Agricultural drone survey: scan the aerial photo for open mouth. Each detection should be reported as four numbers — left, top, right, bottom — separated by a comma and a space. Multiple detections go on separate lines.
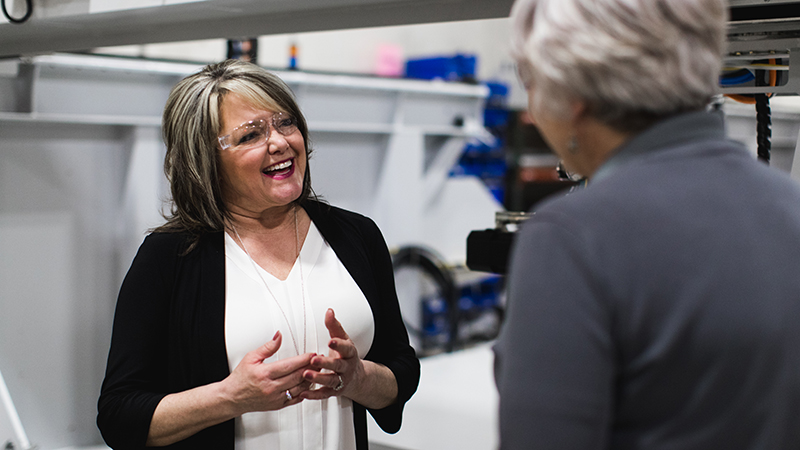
262, 158, 294, 178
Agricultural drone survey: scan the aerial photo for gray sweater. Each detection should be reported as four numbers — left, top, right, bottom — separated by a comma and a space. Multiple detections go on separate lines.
494, 110, 800, 450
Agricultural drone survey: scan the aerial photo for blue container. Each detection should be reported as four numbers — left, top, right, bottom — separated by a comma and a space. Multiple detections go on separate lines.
405, 54, 477, 82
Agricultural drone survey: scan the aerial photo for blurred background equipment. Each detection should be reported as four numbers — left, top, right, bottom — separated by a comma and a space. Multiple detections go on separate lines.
466, 211, 531, 275
227, 38, 259, 64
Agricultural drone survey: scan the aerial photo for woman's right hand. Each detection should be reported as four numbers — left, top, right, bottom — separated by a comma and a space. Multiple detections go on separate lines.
223, 331, 317, 415
147, 331, 317, 446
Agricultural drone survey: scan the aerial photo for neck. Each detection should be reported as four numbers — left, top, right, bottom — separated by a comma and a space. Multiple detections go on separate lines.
226, 203, 296, 236
227, 203, 303, 282
576, 119, 632, 178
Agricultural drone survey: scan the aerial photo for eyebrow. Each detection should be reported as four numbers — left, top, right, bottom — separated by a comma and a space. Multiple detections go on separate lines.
231, 112, 291, 130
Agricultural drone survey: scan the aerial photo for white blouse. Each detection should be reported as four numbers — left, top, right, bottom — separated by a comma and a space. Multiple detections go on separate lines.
224, 222, 375, 450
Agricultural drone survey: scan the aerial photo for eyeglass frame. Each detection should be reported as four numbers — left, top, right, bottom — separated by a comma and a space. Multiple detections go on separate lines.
217, 111, 299, 151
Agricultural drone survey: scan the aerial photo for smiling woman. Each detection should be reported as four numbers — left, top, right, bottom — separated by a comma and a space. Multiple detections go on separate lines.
97, 59, 419, 450
217, 92, 308, 221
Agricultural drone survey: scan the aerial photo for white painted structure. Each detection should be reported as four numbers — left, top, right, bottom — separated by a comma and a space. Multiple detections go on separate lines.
0, 0, 514, 57
0, 53, 498, 449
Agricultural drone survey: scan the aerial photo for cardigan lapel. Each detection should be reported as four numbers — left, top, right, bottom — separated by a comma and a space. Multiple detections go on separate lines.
196, 231, 231, 383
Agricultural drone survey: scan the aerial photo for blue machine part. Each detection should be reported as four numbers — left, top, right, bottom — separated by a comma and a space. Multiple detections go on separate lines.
449, 79, 510, 204
421, 275, 504, 345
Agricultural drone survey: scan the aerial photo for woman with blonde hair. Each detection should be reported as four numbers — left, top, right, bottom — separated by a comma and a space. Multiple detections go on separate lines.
98, 59, 419, 450
494, 0, 800, 448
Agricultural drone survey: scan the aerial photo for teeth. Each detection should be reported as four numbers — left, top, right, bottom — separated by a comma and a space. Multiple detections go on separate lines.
264, 160, 292, 172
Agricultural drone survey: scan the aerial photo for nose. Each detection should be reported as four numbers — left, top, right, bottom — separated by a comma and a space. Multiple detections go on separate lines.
266, 127, 289, 153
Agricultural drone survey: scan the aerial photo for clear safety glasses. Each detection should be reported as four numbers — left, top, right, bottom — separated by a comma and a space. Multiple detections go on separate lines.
218, 112, 299, 151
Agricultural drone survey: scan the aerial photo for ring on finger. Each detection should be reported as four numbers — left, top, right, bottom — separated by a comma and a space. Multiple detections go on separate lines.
285, 390, 293, 402
334, 375, 344, 392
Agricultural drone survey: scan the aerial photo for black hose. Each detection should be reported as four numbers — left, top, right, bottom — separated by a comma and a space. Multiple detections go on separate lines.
392, 246, 459, 353
755, 94, 771, 164
754, 67, 771, 164
2, 0, 33, 23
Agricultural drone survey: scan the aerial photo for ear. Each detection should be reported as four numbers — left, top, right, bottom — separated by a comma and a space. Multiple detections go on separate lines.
568, 100, 588, 125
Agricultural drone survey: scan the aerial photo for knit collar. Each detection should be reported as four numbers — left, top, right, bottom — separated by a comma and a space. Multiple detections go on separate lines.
592, 110, 727, 183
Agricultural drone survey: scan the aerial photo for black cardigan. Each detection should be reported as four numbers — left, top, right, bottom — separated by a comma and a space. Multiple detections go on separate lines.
97, 201, 420, 450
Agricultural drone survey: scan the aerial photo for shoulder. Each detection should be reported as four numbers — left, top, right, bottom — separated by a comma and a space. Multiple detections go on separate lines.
303, 200, 379, 236
125, 231, 224, 289
304, 199, 373, 224
138, 231, 193, 256
137, 230, 223, 262
302, 201, 389, 274
529, 185, 612, 232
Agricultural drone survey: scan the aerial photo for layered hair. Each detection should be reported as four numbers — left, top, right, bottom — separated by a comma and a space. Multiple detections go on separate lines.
156, 59, 313, 240
510, 0, 727, 132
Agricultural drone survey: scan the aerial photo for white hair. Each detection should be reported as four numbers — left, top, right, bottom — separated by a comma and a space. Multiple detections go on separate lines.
511, 0, 727, 131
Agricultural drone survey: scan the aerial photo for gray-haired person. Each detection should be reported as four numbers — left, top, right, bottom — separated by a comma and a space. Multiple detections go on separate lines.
494, 0, 800, 449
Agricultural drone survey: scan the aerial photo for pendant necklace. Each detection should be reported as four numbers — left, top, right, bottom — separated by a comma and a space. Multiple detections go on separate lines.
231, 206, 308, 356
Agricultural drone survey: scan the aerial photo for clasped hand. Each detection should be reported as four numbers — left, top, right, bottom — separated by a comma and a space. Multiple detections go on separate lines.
223, 308, 363, 415
301, 308, 365, 400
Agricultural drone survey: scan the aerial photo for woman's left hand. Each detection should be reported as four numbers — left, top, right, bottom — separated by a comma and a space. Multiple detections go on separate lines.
301, 308, 365, 399
300, 308, 398, 409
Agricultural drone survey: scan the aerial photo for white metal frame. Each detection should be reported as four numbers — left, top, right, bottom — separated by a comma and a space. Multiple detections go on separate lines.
0, 0, 514, 57
0, 369, 32, 450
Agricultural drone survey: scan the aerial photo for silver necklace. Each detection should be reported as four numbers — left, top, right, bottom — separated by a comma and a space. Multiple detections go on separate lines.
231, 206, 307, 355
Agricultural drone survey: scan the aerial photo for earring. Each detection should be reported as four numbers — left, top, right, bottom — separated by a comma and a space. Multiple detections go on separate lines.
567, 135, 579, 155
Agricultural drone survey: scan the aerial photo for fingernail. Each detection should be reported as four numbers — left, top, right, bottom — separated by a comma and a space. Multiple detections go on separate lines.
329, 340, 337, 349
304, 372, 313, 380
273, 330, 281, 340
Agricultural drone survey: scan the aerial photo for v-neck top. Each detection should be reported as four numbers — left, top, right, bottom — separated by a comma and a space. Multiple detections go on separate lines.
224, 222, 375, 450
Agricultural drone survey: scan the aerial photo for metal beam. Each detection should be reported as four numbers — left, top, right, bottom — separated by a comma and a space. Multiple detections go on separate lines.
0, 0, 514, 58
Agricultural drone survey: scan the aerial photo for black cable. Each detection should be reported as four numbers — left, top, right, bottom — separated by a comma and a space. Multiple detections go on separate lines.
2, 0, 33, 24
392, 246, 459, 353
755, 94, 771, 164
754, 67, 771, 164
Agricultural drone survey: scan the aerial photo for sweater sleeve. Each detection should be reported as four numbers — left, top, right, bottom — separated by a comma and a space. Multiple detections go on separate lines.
493, 217, 614, 450
360, 217, 421, 433
97, 233, 182, 450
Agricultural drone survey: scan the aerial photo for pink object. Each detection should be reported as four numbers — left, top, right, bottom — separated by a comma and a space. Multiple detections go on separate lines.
375, 44, 404, 77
